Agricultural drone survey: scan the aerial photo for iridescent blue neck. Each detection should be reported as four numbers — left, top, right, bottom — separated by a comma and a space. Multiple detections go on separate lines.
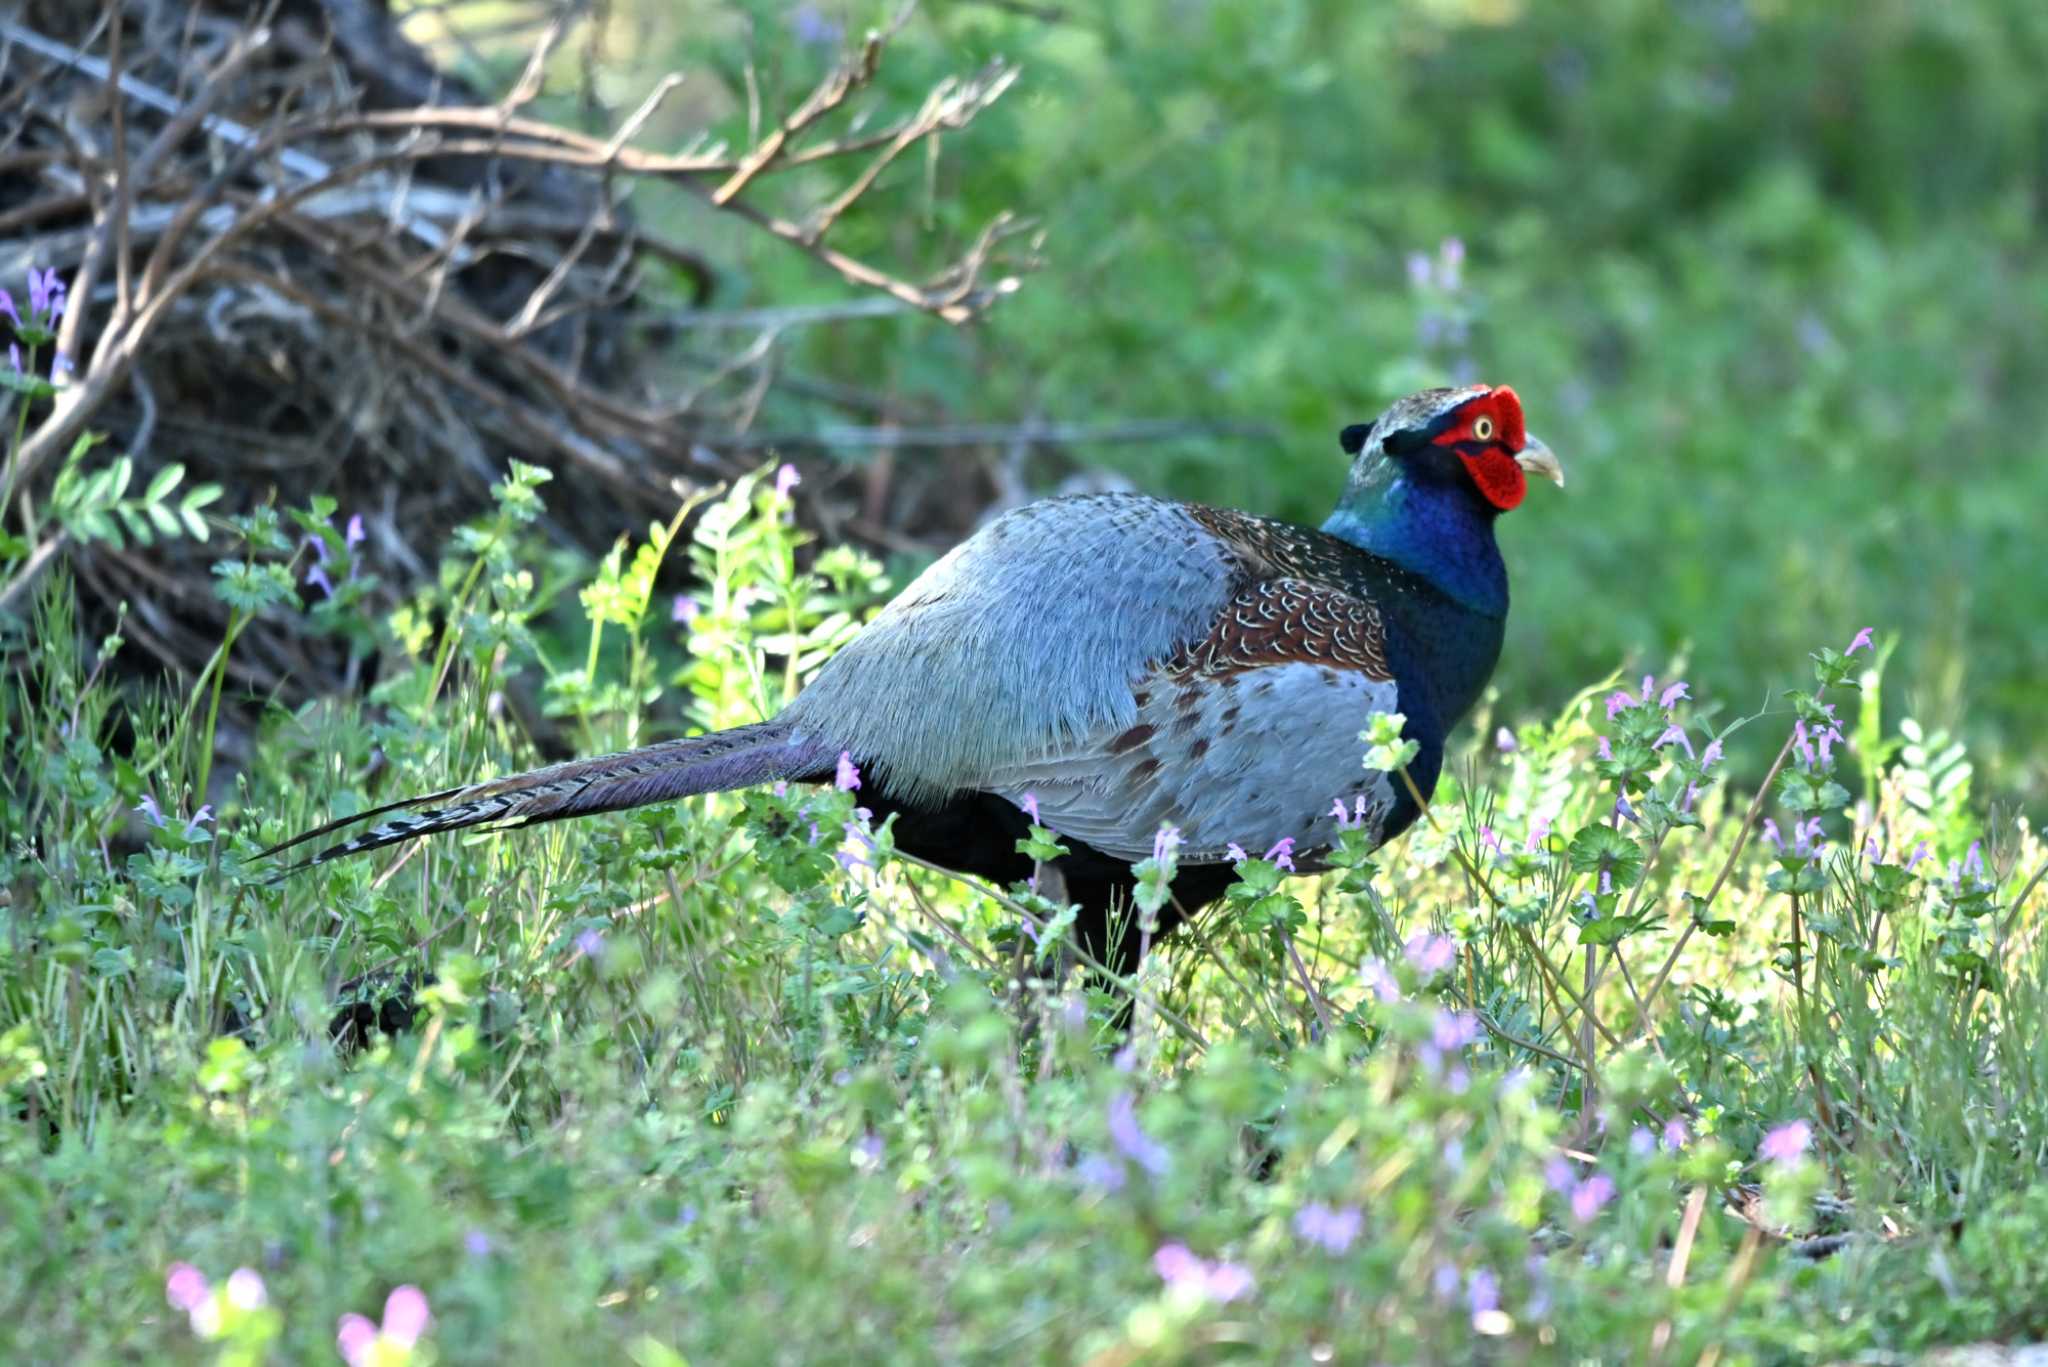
1321, 473, 1508, 619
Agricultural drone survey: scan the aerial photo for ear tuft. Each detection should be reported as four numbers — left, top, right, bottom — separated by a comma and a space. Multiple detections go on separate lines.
1339, 423, 1373, 455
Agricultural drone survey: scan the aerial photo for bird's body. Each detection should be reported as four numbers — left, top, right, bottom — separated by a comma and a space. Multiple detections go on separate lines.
267, 384, 1562, 978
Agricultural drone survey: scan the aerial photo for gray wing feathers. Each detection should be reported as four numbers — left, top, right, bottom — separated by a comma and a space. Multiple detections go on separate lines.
780, 495, 1236, 803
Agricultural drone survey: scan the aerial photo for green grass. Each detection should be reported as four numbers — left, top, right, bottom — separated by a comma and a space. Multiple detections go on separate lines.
5, 475, 2047, 1364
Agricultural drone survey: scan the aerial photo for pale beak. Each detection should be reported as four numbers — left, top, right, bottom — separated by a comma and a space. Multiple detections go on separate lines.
1515, 434, 1565, 488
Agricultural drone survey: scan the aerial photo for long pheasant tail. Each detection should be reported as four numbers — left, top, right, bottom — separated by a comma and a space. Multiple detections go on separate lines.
258, 720, 831, 875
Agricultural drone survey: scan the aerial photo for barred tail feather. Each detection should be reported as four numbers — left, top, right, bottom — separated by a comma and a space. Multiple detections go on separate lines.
260, 720, 831, 874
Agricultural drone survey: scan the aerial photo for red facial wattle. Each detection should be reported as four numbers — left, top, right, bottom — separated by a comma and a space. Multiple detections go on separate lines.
1435, 385, 1529, 513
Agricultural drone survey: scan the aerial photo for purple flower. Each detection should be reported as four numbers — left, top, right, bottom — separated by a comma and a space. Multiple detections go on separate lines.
834, 751, 861, 791
836, 807, 875, 871
1495, 726, 1518, 753
338, 1286, 431, 1367
134, 793, 167, 828
1421, 1008, 1481, 1078
1433, 1261, 1462, 1302
1467, 1266, 1500, 1318
1700, 738, 1724, 770
1605, 690, 1635, 720
27, 266, 66, 322
1761, 819, 1783, 852
1154, 1243, 1254, 1303
1107, 1093, 1170, 1176
6, 342, 17, 372
671, 594, 698, 624
1406, 251, 1433, 290
1294, 1202, 1362, 1254
1760, 1119, 1812, 1164
1076, 1153, 1126, 1192
1629, 1126, 1656, 1157
1815, 722, 1843, 765
1846, 627, 1874, 656
1226, 841, 1248, 863
1663, 1117, 1690, 1152
1794, 817, 1825, 859
0, 289, 17, 330
464, 1230, 493, 1257
775, 463, 801, 498
306, 562, 335, 599
1151, 824, 1181, 864
575, 928, 606, 959
1021, 792, 1041, 826
1654, 723, 1695, 758
1906, 840, 1931, 870
1262, 837, 1296, 871
345, 513, 366, 550
1360, 958, 1402, 1004
1570, 1172, 1616, 1223
1543, 1157, 1577, 1193
1526, 815, 1551, 851
853, 1131, 884, 1169
1597, 735, 1613, 761
1963, 840, 1986, 881
1431, 1008, 1481, 1053
1658, 680, 1690, 708
1404, 932, 1458, 978
1478, 825, 1505, 858
789, 3, 844, 47
183, 805, 214, 839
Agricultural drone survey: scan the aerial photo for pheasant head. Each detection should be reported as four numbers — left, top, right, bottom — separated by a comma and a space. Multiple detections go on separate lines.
1324, 384, 1564, 616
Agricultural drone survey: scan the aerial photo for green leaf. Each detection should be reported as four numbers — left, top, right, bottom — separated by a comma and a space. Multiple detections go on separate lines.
143, 462, 185, 503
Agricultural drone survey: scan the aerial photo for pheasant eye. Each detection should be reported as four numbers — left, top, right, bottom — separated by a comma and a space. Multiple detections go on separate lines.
1472, 416, 1495, 441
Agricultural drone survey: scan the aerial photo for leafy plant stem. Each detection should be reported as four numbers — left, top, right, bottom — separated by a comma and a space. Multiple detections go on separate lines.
1630, 692, 1825, 1040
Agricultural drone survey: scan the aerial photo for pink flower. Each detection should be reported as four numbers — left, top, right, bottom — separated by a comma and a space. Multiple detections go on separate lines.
775, 463, 801, 498
1846, 627, 1874, 656
834, 751, 861, 791
166, 1263, 210, 1313
1404, 932, 1457, 978
1700, 738, 1724, 770
1569, 1172, 1616, 1223
1605, 690, 1635, 720
1526, 815, 1551, 851
1597, 735, 1612, 761
1150, 825, 1181, 864
1154, 1243, 1254, 1303
338, 1286, 431, 1367
1360, 958, 1402, 1004
1662, 1117, 1690, 1151
1495, 726, 1518, 753
1021, 792, 1040, 826
1226, 842, 1248, 863
1760, 1119, 1812, 1164
671, 594, 698, 624
1658, 680, 1690, 708
1262, 837, 1296, 871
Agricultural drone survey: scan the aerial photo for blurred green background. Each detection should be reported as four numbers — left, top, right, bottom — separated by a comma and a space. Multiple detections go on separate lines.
422, 0, 2048, 790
